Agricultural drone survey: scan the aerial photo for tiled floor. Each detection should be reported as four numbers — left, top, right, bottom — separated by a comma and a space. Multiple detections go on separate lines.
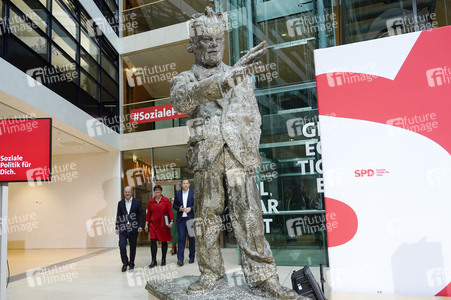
6, 246, 322, 299
6, 248, 451, 300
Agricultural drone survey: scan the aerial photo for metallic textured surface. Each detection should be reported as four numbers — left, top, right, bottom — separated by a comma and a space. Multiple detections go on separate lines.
170, 8, 299, 300
146, 275, 309, 300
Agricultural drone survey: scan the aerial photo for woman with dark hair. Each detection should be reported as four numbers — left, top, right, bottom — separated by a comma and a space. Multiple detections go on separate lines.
145, 185, 174, 267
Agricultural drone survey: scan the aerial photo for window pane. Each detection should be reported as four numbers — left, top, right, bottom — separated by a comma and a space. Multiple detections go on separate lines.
80, 88, 100, 117
8, 35, 47, 73
101, 70, 117, 98
11, 0, 48, 32
10, 9, 47, 59
101, 55, 116, 80
81, 49, 98, 80
81, 71, 99, 100
101, 38, 118, 62
59, 0, 77, 17
102, 88, 116, 103
52, 21, 77, 59
81, 31, 99, 61
104, 0, 118, 18
52, 0, 77, 39
51, 45, 77, 84
52, 78, 78, 105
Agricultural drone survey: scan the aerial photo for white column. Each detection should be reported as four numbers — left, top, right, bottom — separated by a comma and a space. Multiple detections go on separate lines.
0, 182, 8, 299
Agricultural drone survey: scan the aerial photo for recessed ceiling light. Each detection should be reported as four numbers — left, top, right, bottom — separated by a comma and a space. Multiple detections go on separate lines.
57, 138, 62, 141
79, 146, 84, 149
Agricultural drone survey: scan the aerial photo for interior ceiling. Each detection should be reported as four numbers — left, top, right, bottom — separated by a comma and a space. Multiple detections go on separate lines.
0, 102, 106, 155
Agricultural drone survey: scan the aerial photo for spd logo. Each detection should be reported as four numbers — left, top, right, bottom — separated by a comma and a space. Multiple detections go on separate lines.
354, 169, 374, 177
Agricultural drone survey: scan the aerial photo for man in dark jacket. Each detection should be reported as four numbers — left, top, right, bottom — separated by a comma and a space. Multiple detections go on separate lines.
173, 178, 195, 266
116, 186, 144, 272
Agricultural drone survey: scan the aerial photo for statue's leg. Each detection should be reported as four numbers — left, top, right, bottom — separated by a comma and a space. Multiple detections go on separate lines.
225, 166, 277, 286
188, 167, 226, 294
224, 151, 299, 299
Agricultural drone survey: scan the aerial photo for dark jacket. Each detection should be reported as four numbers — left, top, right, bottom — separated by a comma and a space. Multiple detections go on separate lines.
173, 188, 195, 224
116, 197, 144, 233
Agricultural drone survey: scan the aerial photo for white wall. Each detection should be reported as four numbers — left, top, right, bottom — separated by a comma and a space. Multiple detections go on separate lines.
7, 152, 121, 249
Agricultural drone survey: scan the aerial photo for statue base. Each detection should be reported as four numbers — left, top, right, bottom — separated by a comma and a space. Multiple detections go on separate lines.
145, 275, 304, 300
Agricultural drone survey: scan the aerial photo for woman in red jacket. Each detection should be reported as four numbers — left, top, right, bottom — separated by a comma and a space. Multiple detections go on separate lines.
145, 185, 174, 267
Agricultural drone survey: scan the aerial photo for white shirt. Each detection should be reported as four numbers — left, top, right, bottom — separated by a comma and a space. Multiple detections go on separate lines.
125, 197, 132, 224
182, 190, 189, 217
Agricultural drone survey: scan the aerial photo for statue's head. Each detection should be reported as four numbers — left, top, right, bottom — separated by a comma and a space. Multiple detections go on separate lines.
188, 8, 226, 68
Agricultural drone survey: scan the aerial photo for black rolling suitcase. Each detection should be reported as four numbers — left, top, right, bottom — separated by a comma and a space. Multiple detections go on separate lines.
291, 265, 327, 300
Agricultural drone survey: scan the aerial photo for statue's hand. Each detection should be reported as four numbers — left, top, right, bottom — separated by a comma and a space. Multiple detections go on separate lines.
234, 41, 268, 68
220, 41, 268, 93
221, 65, 250, 92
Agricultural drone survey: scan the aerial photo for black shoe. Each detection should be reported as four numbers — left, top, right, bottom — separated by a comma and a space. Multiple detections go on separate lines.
177, 260, 184, 266
129, 264, 135, 270
149, 260, 157, 268
189, 258, 195, 264
161, 258, 166, 266
121, 264, 128, 272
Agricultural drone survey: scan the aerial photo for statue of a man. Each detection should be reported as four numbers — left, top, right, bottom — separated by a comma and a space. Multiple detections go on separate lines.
170, 8, 299, 299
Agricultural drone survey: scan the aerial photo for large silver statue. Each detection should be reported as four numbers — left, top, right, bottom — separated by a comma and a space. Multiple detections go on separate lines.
170, 8, 299, 299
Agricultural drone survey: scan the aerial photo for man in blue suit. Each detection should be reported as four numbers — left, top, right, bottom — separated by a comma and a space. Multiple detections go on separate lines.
115, 186, 144, 272
173, 178, 195, 266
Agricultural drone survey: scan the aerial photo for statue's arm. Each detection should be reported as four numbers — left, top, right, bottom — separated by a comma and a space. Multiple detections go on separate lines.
170, 72, 224, 114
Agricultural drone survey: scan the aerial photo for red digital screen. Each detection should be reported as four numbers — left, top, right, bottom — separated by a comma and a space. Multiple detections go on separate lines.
0, 118, 52, 182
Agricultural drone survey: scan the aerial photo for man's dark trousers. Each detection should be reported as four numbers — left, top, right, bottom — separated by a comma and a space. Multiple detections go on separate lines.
119, 226, 138, 268
177, 217, 195, 262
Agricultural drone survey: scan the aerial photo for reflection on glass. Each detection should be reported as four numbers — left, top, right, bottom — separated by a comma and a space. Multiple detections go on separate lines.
80, 50, 98, 79
102, 70, 117, 98
52, 21, 77, 59
51, 45, 77, 83
81, 31, 99, 62
52, 0, 77, 39
11, 0, 48, 32
81, 71, 99, 99
122, 0, 215, 36
10, 9, 47, 59
101, 55, 117, 80
341, 0, 438, 44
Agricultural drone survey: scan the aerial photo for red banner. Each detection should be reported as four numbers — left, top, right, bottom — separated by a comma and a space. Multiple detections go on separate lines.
0, 118, 52, 182
130, 104, 187, 124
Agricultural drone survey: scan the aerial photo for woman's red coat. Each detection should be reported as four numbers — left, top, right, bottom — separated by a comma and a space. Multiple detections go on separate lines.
146, 196, 174, 242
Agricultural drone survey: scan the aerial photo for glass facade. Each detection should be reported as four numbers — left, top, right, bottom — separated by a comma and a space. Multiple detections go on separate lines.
340, 0, 451, 44
94, 0, 118, 35
122, 145, 189, 245
0, 0, 120, 124
119, 0, 451, 266
122, 0, 214, 37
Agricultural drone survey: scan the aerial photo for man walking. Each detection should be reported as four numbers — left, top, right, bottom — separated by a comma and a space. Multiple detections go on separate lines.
115, 186, 144, 272
173, 178, 195, 266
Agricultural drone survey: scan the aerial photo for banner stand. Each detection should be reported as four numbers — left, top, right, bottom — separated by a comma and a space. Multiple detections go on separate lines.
0, 182, 8, 299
